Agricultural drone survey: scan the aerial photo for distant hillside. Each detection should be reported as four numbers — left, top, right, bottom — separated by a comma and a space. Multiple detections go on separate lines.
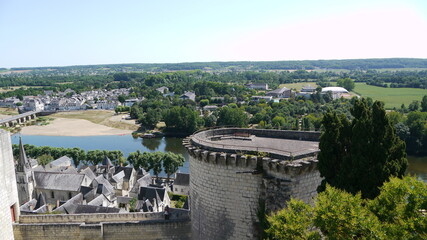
8, 58, 427, 73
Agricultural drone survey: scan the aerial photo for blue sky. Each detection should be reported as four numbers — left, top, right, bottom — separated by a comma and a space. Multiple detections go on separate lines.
1, 0, 426, 68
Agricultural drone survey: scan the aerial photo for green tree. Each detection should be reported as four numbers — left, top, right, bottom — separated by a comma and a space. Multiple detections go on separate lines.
216, 106, 248, 127
336, 77, 355, 91
272, 116, 285, 129
318, 99, 407, 199
266, 199, 321, 240
140, 107, 162, 129
408, 100, 420, 111
164, 106, 200, 135
37, 154, 53, 167
313, 186, 384, 239
148, 152, 163, 181
368, 176, 427, 239
200, 99, 209, 108
421, 95, 427, 112
266, 177, 426, 240
118, 95, 126, 104
162, 152, 185, 182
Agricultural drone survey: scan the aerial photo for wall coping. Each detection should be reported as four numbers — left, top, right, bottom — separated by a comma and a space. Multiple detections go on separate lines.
18, 208, 190, 224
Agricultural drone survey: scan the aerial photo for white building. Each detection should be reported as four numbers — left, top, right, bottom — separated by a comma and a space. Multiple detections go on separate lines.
321, 87, 349, 99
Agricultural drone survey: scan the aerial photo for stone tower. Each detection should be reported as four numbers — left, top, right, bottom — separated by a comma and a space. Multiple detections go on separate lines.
0, 130, 20, 239
184, 128, 322, 240
16, 137, 35, 205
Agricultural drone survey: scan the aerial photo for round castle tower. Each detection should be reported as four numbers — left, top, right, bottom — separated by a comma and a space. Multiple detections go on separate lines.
183, 128, 322, 240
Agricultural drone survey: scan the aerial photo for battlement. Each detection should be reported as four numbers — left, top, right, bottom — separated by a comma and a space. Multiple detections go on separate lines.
184, 128, 320, 176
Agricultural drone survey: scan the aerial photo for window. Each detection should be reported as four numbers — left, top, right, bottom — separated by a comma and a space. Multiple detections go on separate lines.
51, 191, 54, 199
69, 192, 72, 199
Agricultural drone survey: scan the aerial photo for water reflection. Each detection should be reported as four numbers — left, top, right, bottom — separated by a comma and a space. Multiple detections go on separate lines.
141, 137, 162, 151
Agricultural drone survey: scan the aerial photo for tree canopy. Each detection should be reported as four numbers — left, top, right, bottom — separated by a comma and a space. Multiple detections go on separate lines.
317, 99, 407, 199
266, 176, 427, 240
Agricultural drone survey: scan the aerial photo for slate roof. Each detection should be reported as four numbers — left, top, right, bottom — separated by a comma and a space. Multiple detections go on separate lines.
174, 173, 190, 186
50, 156, 72, 167
94, 175, 114, 195
20, 199, 37, 212
87, 194, 110, 206
102, 156, 113, 167
35, 193, 47, 209
139, 186, 166, 202
74, 205, 120, 214
266, 87, 290, 95
80, 186, 95, 201
112, 170, 125, 183
34, 172, 85, 192
130, 174, 152, 194
80, 167, 96, 181
54, 193, 83, 214
114, 166, 134, 181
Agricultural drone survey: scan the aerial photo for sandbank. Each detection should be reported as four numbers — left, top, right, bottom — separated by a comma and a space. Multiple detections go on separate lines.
20, 117, 133, 136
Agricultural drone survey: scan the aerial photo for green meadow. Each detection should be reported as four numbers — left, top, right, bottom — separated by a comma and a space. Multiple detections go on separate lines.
279, 82, 426, 109
352, 83, 427, 109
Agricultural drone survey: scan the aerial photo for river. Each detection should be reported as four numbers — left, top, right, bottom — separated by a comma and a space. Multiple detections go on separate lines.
11, 133, 427, 181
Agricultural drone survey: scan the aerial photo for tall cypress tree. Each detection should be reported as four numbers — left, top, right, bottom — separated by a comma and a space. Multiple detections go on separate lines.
318, 99, 407, 199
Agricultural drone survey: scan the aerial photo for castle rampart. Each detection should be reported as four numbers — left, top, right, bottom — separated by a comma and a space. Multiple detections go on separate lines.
184, 128, 322, 240
13, 209, 191, 240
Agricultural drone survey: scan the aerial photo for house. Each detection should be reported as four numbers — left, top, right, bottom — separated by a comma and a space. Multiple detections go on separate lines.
246, 83, 269, 90
156, 86, 169, 94
301, 86, 316, 93
173, 173, 190, 195
297, 85, 317, 98
123, 98, 141, 107
266, 87, 291, 98
138, 186, 170, 212
129, 169, 152, 198
321, 87, 349, 100
0, 97, 21, 108
22, 98, 44, 112
203, 105, 219, 112
33, 172, 86, 205
111, 166, 137, 196
251, 96, 273, 102
180, 91, 196, 101
97, 100, 119, 110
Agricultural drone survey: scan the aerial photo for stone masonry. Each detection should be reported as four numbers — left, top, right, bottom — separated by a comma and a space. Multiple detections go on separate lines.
0, 130, 20, 240
184, 128, 322, 240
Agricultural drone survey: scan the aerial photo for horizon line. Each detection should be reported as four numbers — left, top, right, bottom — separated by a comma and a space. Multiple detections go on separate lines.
3, 57, 427, 69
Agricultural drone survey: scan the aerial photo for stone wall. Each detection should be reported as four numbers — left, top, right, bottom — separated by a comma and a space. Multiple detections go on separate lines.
189, 151, 263, 240
14, 210, 191, 240
19, 210, 188, 224
13, 219, 191, 240
0, 130, 20, 240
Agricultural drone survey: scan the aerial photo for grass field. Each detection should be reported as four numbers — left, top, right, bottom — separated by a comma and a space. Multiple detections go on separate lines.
279, 82, 318, 90
352, 83, 427, 109
0, 86, 44, 93
0, 107, 18, 116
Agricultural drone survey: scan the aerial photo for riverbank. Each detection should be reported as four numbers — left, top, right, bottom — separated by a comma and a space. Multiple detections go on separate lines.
20, 117, 133, 136
18, 110, 139, 136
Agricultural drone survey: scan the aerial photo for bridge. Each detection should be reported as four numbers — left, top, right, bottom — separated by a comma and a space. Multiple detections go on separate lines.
0, 110, 41, 127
